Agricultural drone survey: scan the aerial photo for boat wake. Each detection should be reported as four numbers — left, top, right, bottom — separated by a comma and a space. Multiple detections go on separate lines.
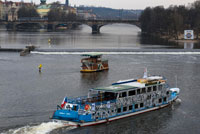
175, 98, 182, 104
1, 121, 75, 134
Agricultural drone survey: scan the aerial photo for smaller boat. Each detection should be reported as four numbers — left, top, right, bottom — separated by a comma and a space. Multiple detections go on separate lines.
80, 53, 109, 73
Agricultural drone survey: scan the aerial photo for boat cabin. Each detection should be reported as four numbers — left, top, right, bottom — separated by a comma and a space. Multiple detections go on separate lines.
80, 53, 109, 73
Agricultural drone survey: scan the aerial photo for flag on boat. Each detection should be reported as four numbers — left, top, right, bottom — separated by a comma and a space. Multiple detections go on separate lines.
61, 97, 68, 108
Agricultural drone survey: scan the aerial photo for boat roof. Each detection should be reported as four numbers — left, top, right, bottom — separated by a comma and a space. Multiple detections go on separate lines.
92, 82, 146, 92
92, 76, 165, 93
81, 53, 102, 57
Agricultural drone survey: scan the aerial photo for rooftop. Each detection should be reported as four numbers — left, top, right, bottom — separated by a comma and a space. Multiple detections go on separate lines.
92, 84, 136, 92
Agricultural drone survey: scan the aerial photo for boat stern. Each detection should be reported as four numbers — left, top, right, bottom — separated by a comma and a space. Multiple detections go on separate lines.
52, 109, 79, 121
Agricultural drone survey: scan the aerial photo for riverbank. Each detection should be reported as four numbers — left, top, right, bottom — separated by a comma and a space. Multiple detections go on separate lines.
159, 33, 200, 43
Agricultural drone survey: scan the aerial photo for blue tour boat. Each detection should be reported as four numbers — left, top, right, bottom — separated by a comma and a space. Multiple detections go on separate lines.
51, 72, 180, 127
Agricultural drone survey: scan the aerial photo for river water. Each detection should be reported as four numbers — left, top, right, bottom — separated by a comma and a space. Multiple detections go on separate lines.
0, 24, 200, 134
0, 24, 191, 49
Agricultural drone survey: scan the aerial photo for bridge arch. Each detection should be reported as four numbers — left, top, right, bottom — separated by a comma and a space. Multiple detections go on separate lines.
82, 20, 140, 34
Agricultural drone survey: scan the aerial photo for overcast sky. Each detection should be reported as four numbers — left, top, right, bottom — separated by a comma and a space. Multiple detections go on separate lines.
21, 0, 198, 9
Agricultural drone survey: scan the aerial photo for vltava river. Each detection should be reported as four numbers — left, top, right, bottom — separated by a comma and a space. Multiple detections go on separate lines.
0, 24, 185, 49
0, 24, 200, 134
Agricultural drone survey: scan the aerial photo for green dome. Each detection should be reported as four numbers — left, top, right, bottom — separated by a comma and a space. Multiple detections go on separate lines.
40, 0, 46, 4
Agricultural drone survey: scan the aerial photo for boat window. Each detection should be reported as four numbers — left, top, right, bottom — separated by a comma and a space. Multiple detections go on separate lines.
159, 98, 162, 103
129, 90, 136, 96
104, 92, 117, 100
158, 85, 162, 90
129, 105, 133, 111
72, 105, 78, 111
153, 86, 157, 91
135, 104, 138, 109
142, 88, 146, 93
137, 89, 141, 94
117, 108, 121, 113
123, 107, 127, 112
147, 87, 152, 92
140, 103, 144, 108
163, 97, 167, 102
122, 92, 127, 97
147, 95, 151, 100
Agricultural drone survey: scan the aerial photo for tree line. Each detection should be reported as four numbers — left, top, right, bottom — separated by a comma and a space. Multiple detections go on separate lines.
139, 0, 200, 39
17, 2, 77, 22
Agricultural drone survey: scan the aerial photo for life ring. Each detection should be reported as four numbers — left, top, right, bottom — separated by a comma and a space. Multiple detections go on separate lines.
85, 104, 91, 111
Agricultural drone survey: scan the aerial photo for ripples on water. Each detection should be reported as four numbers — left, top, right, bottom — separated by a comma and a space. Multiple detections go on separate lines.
0, 24, 188, 49
0, 24, 200, 134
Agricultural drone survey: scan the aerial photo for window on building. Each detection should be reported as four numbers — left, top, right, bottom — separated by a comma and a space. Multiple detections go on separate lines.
142, 88, 146, 93
166, 91, 169, 95
117, 108, 121, 113
159, 98, 162, 103
147, 87, 152, 92
137, 89, 141, 94
123, 107, 127, 112
129, 105, 133, 110
140, 103, 144, 108
135, 104, 138, 109
122, 92, 127, 97
153, 86, 157, 91
129, 90, 136, 96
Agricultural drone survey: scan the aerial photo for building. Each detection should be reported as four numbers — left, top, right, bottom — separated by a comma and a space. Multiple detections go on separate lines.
0, 1, 4, 20
65, 0, 68, 7
77, 9, 96, 20
0, 1, 32, 21
37, 4, 51, 18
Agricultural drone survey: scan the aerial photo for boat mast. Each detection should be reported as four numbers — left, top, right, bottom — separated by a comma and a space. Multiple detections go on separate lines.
143, 68, 148, 78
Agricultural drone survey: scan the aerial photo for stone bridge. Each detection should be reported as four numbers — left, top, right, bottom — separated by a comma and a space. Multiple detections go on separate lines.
2, 19, 140, 33
77, 19, 140, 33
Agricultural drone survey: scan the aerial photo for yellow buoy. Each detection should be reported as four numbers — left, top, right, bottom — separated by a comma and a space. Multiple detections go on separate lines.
38, 64, 42, 72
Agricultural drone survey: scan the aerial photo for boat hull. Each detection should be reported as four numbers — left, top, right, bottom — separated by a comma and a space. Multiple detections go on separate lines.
52, 97, 177, 127
80, 67, 109, 73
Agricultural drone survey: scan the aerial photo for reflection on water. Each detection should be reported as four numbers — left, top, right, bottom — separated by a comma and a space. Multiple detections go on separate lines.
80, 71, 109, 86
184, 42, 194, 49
1, 24, 197, 49
139, 33, 180, 48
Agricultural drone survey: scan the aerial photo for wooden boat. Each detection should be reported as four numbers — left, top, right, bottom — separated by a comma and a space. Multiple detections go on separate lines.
80, 53, 109, 73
